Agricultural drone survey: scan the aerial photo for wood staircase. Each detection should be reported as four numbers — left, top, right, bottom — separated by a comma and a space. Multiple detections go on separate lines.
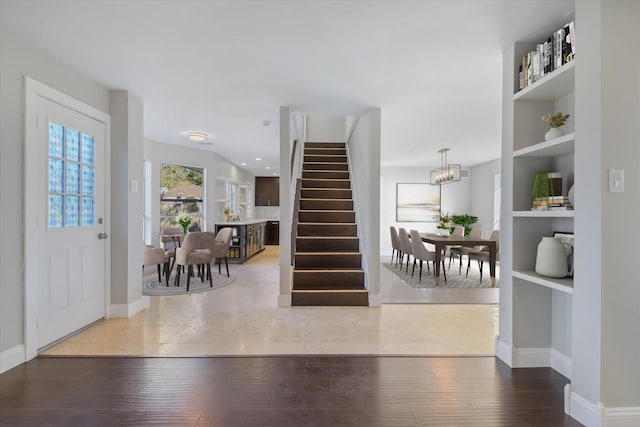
292, 142, 368, 306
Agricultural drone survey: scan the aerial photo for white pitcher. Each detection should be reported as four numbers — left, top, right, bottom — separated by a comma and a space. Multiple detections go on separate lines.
535, 237, 568, 278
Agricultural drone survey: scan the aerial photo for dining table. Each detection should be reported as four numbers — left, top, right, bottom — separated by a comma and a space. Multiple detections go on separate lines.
419, 233, 498, 287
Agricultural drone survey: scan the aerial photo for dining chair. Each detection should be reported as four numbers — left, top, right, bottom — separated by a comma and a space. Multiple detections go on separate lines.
160, 226, 183, 272
143, 244, 170, 286
410, 229, 447, 283
446, 225, 465, 269
209, 227, 233, 278
449, 227, 483, 274
390, 226, 400, 265
397, 228, 413, 274
466, 230, 500, 281
175, 231, 215, 291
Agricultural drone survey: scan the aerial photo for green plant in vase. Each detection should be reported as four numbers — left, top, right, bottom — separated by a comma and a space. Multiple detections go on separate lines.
452, 214, 478, 236
542, 112, 570, 140
177, 213, 192, 235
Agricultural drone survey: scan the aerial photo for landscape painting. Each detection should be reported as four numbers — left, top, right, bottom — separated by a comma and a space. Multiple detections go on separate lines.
396, 183, 440, 222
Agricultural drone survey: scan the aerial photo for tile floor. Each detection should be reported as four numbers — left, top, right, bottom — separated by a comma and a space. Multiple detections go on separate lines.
42, 246, 499, 357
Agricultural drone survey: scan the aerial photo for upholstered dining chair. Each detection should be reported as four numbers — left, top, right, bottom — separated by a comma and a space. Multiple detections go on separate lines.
174, 231, 215, 291
446, 225, 465, 269
160, 226, 183, 272
390, 226, 400, 265
143, 245, 170, 286
466, 230, 500, 281
209, 227, 233, 278
449, 227, 483, 274
397, 228, 413, 274
410, 229, 446, 283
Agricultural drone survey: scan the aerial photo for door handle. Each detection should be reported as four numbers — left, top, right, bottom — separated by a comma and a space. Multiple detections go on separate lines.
98, 233, 108, 240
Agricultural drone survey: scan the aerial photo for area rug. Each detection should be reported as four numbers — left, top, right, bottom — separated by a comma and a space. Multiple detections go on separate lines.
143, 271, 235, 296
382, 262, 499, 289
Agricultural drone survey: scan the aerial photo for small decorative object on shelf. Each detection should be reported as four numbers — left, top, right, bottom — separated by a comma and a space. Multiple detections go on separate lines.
568, 184, 575, 207
224, 207, 233, 222
531, 171, 550, 210
535, 237, 568, 278
542, 112, 570, 140
177, 213, 192, 235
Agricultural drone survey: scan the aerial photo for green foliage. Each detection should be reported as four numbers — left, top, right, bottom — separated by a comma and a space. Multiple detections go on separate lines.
452, 214, 478, 236
542, 112, 570, 128
160, 164, 204, 190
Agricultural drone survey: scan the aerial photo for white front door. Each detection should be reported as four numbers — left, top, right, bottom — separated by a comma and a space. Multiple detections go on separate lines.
25, 78, 109, 352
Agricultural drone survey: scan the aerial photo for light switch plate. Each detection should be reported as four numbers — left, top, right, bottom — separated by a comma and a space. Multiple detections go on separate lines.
609, 169, 624, 193
130, 179, 139, 193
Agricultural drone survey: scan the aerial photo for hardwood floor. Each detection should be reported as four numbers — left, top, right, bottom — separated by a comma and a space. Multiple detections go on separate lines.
0, 356, 583, 426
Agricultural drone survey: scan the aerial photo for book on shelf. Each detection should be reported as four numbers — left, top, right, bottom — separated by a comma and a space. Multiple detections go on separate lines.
516, 20, 575, 92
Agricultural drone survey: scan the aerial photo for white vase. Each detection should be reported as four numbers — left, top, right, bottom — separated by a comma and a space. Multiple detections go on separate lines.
535, 237, 568, 278
437, 228, 449, 236
568, 184, 575, 207
545, 127, 564, 141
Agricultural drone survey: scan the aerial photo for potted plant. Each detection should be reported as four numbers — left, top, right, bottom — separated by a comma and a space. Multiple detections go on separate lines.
434, 212, 452, 236
177, 213, 192, 235
452, 214, 478, 236
542, 112, 570, 140
224, 207, 233, 222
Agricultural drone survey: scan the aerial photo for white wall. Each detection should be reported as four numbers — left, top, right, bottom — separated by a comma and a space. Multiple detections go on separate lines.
349, 109, 381, 302
0, 28, 110, 358
143, 139, 254, 247
600, 0, 640, 409
470, 158, 501, 238
306, 115, 347, 142
380, 167, 471, 256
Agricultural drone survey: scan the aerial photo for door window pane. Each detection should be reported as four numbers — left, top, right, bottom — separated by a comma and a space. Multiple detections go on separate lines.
48, 121, 96, 229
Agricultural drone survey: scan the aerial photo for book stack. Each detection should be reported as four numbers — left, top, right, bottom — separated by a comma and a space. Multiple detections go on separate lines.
532, 196, 573, 211
518, 21, 575, 91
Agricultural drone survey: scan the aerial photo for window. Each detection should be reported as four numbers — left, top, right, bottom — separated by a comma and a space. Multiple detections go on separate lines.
160, 163, 205, 231
48, 122, 95, 229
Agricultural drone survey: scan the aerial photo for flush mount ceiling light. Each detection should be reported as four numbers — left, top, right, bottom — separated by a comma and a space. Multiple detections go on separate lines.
430, 148, 461, 185
186, 131, 208, 142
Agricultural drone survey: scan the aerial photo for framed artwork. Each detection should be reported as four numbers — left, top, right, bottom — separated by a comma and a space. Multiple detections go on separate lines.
553, 231, 574, 277
396, 183, 441, 222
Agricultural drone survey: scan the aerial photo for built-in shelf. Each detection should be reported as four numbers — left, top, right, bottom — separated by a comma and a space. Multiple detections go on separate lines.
514, 133, 575, 158
514, 60, 575, 101
215, 198, 226, 203
513, 210, 574, 218
513, 270, 574, 294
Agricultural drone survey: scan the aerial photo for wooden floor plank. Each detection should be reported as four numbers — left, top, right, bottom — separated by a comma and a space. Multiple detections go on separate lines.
0, 356, 584, 426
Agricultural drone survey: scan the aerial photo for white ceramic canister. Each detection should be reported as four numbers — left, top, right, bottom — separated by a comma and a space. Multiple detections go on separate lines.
535, 237, 568, 278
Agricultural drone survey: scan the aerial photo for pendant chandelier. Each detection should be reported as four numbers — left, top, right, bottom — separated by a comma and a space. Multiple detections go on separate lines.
430, 148, 461, 185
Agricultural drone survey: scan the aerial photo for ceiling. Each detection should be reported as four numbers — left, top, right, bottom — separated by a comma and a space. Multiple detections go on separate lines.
0, 0, 573, 177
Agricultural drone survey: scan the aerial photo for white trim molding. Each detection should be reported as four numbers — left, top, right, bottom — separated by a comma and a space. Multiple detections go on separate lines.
603, 407, 640, 427
567, 386, 603, 427
495, 337, 513, 366
550, 348, 572, 379
109, 296, 149, 318
368, 293, 382, 307
0, 345, 26, 374
513, 347, 550, 368
278, 294, 292, 307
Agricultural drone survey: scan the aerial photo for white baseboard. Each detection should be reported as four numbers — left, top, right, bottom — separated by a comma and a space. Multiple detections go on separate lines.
108, 295, 149, 318
513, 347, 550, 367
568, 387, 603, 427
278, 294, 291, 307
550, 348, 572, 379
0, 344, 25, 374
495, 337, 513, 366
368, 293, 382, 307
604, 406, 640, 427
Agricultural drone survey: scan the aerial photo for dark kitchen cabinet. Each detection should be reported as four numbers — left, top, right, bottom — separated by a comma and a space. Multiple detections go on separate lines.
255, 177, 279, 206
266, 221, 279, 245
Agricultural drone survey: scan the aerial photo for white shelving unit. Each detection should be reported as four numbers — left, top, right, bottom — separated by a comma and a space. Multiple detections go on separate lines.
500, 34, 576, 380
